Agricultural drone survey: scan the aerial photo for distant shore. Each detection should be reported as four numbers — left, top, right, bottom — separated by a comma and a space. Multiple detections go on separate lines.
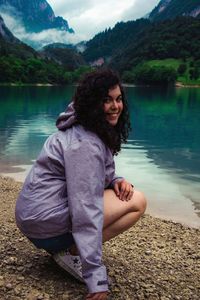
0, 175, 199, 299
175, 82, 200, 88
0, 81, 200, 88
0, 83, 54, 87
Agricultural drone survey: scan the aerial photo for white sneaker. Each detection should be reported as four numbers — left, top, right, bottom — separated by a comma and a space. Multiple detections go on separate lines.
53, 250, 84, 282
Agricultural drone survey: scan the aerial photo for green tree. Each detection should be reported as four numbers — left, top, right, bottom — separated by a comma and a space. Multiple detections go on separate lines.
178, 63, 187, 75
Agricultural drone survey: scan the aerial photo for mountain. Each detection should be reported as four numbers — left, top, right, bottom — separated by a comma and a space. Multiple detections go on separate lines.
0, 14, 36, 58
0, 0, 74, 33
0, 13, 17, 42
83, 19, 150, 63
82, 16, 200, 74
84, 0, 200, 64
109, 17, 200, 72
40, 44, 85, 71
83, 0, 200, 71
149, 0, 200, 21
43, 43, 75, 50
0, 14, 85, 84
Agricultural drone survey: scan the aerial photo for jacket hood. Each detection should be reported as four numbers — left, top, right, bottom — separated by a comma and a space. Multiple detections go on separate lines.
56, 102, 77, 130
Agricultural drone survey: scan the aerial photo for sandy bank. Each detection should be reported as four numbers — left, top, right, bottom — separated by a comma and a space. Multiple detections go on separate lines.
0, 176, 199, 299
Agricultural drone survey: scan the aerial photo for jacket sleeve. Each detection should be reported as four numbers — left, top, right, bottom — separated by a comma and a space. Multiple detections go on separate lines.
64, 139, 108, 293
109, 174, 124, 188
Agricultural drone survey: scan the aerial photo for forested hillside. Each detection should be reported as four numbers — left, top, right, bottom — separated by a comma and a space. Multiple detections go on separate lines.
40, 45, 85, 71
110, 17, 200, 71
0, 14, 90, 84
84, 17, 200, 68
1, 1, 200, 85
82, 16, 200, 84
83, 19, 150, 63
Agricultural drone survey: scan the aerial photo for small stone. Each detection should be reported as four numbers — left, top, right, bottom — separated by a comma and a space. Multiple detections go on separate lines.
113, 287, 120, 292
14, 287, 21, 296
0, 280, 5, 287
17, 276, 25, 281
145, 250, 152, 255
25, 263, 33, 268
6, 283, 13, 290
17, 266, 24, 272
43, 293, 50, 300
62, 294, 70, 300
8, 256, 17, 264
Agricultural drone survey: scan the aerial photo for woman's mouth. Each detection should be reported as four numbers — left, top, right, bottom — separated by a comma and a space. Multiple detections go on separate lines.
107, 112, 119, 117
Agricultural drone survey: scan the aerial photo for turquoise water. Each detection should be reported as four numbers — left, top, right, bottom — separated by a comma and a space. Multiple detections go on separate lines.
0, 85, 200, 227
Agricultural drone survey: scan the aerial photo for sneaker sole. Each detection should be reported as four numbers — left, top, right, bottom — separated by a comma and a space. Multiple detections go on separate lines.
53, 254, 84, 283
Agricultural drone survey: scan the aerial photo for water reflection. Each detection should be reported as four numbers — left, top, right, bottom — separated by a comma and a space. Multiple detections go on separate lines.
0, 85, 200, 227
125, 87, 200, 225
115, 144, 200, 228
0, 86, 72, 167
128, 87, 200, 175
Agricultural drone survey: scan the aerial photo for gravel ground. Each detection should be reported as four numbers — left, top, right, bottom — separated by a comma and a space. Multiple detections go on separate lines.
0, 176, 199, 300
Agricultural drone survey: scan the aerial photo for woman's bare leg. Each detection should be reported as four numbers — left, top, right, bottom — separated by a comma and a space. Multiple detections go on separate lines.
69, 189, 146, 255
103, 189, 147, 242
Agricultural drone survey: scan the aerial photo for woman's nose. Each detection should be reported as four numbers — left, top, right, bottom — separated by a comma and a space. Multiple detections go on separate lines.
111, 100, 118, 109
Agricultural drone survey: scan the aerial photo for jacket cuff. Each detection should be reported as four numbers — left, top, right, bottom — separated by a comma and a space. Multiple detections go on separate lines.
109, 176, 124, 188
84, 264, 109, 293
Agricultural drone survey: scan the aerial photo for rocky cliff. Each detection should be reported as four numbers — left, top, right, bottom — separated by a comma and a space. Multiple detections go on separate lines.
0, 14, 37, 59
0, 13, 18, 42
149, 0, 200, 20
0, 0, 74, 33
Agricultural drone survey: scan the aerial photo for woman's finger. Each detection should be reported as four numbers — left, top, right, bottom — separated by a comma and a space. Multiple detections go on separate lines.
127, 184, 134, 200
127, 188, 134, 200
114, 181, 120, 197
119, 181, 127, 200
118, 181, 124, 200
122, 184, 134, 201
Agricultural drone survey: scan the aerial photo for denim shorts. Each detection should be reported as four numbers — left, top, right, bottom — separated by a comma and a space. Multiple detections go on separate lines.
29, 232, 74, 254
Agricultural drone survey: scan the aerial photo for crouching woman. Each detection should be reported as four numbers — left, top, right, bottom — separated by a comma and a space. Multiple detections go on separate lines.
15, 69, 147, 300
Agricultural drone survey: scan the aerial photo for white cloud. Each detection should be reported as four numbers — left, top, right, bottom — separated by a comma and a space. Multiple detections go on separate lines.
121, 0, 160, 21
48, 0, 160, 40
0, 10, 80, 49
0, 0, 160, 47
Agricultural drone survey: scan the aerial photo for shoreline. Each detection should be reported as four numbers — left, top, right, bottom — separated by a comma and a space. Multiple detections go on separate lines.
0, 175, 199, 299
2, 167, 200, 229
0, 82, 200, 88
175, 81, 200, 88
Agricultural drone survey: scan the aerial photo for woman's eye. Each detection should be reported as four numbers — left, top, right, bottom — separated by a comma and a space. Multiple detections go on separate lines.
117, 96, 122, 102
104, 98, 111, 103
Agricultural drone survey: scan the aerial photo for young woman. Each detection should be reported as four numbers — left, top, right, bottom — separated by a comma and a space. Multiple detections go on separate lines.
15, 69, 147, 300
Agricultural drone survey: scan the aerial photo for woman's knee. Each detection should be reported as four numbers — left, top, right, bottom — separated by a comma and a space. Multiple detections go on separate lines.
130, 190, 147, 215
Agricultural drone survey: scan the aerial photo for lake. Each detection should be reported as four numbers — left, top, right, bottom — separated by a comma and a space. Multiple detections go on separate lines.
0, 85, 200, 228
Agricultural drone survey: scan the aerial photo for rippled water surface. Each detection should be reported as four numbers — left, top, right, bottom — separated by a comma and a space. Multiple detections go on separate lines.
0, 85, 200, 227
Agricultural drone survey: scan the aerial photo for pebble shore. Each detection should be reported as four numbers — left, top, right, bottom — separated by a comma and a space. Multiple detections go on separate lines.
0, 176, 199, 300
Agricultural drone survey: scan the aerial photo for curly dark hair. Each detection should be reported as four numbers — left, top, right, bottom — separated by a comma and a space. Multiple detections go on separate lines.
73, 68, 131, 155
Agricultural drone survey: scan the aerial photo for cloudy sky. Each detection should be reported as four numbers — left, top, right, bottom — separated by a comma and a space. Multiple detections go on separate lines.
0, 0, 160, 48
48, 0, 160, 40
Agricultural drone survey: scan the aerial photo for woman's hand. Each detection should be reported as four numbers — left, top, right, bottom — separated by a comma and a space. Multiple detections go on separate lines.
86, 291, 108, 300
113, 179, 134, 201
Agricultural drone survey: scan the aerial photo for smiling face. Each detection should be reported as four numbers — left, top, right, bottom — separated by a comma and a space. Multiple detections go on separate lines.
103, 85, 123, 126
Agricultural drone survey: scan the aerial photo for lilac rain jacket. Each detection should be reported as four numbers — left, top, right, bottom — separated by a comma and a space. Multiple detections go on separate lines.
15, 102, 123, 293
